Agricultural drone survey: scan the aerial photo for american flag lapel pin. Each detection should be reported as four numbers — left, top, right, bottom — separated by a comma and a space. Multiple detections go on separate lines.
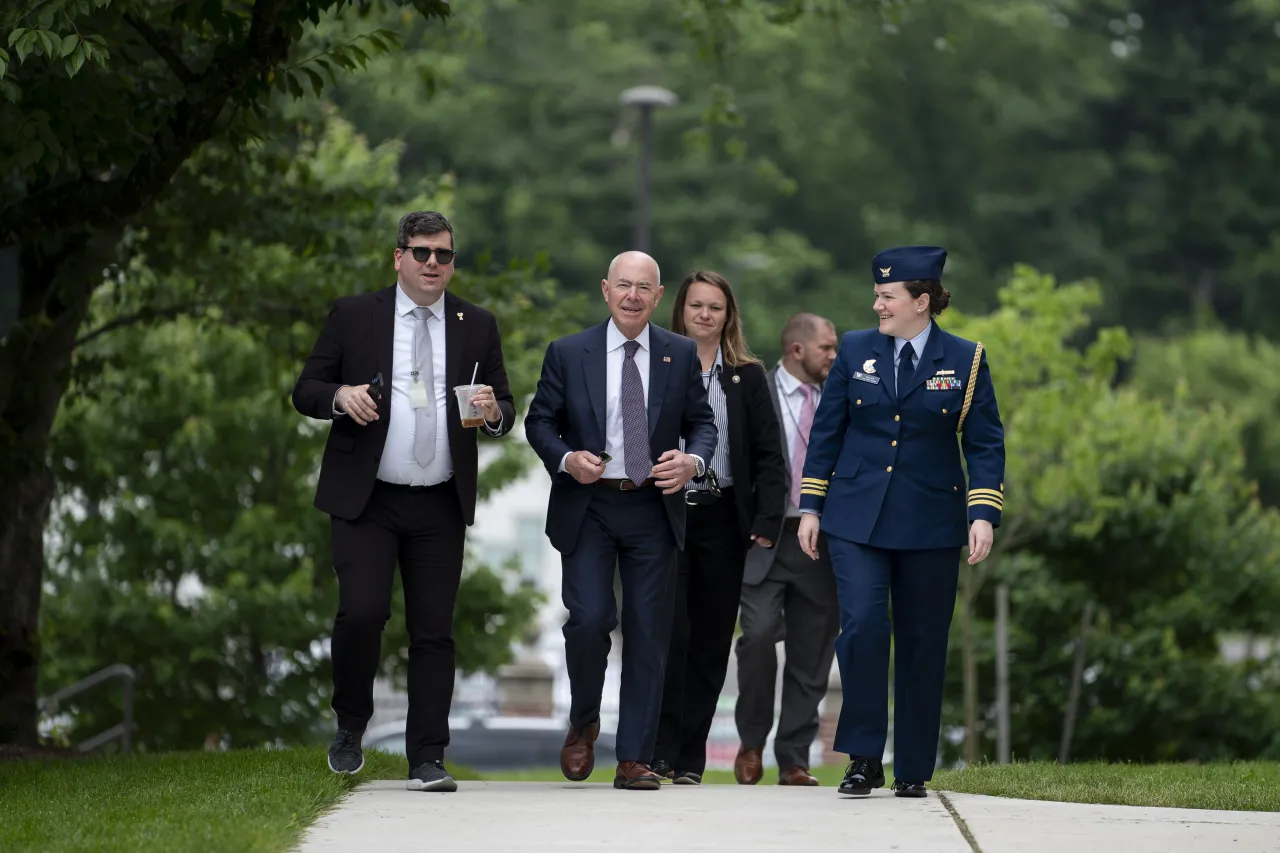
663, 356, 671, 362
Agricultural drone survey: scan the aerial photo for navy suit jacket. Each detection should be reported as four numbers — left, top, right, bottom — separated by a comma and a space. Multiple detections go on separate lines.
524, 320, 718, 554
798, 321, 1005, 550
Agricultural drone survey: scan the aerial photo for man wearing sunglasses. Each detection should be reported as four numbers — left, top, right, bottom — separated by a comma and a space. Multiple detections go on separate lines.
292, 210, 516, 793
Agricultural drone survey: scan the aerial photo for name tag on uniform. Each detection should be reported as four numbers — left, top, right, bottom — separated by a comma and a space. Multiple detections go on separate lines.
409, 378, 431, 408
853, 371, 881, 384
925, 377, 962, 391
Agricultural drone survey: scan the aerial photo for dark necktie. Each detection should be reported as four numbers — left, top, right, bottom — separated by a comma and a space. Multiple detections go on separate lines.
620, 340, 650, 486
897, 340, 915, 399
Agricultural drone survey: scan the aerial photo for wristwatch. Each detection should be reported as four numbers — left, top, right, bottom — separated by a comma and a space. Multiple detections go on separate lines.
694, 456, 706, 478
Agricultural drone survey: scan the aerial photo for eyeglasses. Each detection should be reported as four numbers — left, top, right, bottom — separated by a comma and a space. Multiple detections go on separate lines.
400, 245, 457, 265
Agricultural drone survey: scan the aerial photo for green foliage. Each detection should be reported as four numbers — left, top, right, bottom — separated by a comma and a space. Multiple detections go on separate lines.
940, 267, 1280, 763
38, 112, 570, 751
1128, 328, 1280, 507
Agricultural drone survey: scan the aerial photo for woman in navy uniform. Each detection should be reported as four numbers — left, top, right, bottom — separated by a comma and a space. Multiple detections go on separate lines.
795, 245, 1004, 799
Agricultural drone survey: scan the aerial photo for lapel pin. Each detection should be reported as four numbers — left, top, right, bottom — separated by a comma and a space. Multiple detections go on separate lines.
456, 312, 463, 320
732, 374, 740, 383
663, 356, 671, 362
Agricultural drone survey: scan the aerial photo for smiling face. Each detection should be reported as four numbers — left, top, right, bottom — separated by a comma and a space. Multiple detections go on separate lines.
602, 251, 663, 339
873, 280, 930, 338
394, 230, 455, 306
682, 281, 726, 347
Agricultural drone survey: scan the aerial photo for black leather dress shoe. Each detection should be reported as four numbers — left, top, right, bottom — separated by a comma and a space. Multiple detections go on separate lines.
651, 759, 675, 780
838, 756, 885, 796
893, 780, 928, 798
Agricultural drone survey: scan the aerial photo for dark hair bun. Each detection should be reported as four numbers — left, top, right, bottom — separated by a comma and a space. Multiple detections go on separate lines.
933, 287, 951, 315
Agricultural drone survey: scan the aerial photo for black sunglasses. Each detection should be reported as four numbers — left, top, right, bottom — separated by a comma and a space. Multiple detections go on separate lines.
400, 245, 457, 264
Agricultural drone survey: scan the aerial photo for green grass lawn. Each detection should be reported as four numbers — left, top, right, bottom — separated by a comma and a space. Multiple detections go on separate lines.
933, 760, 1280, 812
0, 746, 474, 853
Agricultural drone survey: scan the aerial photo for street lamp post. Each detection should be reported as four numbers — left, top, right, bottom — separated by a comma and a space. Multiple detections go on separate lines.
619, 85, 678, 254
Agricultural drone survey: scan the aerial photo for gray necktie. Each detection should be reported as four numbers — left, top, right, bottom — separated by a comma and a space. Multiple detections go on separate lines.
412, 307, 437, 467
620, 340, 650, 486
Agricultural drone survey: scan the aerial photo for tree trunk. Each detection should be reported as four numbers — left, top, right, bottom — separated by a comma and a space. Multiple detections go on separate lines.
961, 562, 980, 764
0, 236, 104, 744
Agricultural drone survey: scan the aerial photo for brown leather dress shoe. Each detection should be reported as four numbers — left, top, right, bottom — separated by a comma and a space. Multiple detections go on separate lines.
734, 747, 763, 785
613, 761, 663, 790
560, 721, 600, 781
778, 765, 820, 786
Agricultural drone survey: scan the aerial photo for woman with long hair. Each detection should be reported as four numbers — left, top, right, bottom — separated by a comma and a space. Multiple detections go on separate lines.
651, 270, 787, 784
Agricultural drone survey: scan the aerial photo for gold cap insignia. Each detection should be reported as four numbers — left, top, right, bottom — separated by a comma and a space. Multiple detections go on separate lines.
879, 266, 892, 278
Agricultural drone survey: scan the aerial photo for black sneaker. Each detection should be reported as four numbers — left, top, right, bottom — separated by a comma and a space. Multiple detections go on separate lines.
651, 759, 675, 780
327, 729, 364, 775
893, 779, 928, 798
407, 759, 458, 792
837, 756, 885, 796
672, 771, 702, 785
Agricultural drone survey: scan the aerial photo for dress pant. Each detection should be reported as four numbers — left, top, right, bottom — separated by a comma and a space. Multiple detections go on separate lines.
329, 479, 465, 769
560, 485, 677, 763
826, 537, 960, 783
654, 488, 747, 775
734, 518, 839, 771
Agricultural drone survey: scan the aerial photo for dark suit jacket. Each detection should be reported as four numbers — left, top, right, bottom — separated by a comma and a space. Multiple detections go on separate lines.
291, 286, 516, 525
523, 321, 717, 554
717, 361, 787, 546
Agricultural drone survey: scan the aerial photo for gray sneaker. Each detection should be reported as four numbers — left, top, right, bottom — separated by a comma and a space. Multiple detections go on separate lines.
327, 729, 364, 774
407, 759, 458, 792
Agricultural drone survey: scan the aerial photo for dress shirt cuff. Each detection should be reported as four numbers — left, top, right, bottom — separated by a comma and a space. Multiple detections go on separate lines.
799, 508, 820, 517
558, 452, 571, 474
332, 387, 347, 418
482, 413, 504, 436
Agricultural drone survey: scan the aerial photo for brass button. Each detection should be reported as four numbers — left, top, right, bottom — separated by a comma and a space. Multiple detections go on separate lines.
894, 414, 900, 422
856, 398, 862, 405
891, 440, 898, 447
953, 485, 958, 491
886, 466, 893, 472
942, 407, 948, 414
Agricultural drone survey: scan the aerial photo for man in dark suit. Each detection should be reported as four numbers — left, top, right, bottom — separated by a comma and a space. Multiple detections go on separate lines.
524, 251, 717, 791
733, 313, 840, 786
292, 211, 515, 792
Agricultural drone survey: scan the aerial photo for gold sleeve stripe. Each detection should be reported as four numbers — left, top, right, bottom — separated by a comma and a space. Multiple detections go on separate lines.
968, 498, 1003, 511
969, 488, 1004, 499
801, 478, 829, 485
800, 487, 828, 496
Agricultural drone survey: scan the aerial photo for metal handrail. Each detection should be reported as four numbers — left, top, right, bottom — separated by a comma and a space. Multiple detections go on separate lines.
38, 663, 136, 754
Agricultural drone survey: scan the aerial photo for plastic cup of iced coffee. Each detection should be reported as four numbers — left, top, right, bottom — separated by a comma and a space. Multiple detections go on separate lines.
454, 384, 486, 428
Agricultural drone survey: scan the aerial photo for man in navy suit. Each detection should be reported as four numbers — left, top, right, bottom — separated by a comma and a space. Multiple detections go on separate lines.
525, 251, 717, 791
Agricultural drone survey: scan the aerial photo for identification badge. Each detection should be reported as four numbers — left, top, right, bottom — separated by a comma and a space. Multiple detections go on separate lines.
409, 378, 431, 408
925, 377, 962, 391
853, 371, 881, 384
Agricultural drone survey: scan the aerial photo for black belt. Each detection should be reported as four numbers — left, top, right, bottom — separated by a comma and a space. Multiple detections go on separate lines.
596, 478, 656, 491
376, 478, 452, 493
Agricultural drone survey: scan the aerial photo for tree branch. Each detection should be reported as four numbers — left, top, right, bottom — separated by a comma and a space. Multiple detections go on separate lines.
0, 0, 294, 245
74, 303, 203, 348
124, 13, 198, 86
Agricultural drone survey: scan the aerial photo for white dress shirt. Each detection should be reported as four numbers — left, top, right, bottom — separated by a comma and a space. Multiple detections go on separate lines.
775, 361, 822, 518
376, 285, 452, 486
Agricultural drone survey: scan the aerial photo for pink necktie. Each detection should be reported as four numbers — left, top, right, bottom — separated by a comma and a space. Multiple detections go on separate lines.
790, 384, 815, 507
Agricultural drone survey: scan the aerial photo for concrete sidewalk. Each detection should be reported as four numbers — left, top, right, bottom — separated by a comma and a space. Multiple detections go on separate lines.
295, 781, 1280, 852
